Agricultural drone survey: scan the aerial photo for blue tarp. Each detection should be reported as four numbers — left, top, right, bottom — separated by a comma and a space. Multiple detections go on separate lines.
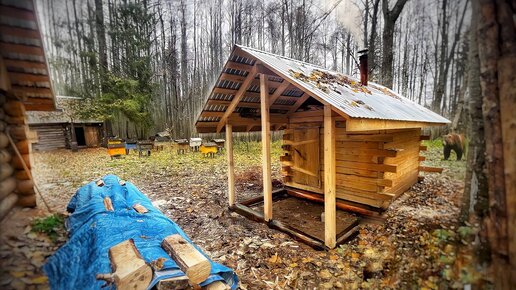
43, 174, 238, 289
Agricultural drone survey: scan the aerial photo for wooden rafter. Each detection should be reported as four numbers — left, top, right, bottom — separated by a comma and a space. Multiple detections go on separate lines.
287, 93, 310, 114
216, 65, 258, 132
206, 99, 292, 111
269, 81, 293, 107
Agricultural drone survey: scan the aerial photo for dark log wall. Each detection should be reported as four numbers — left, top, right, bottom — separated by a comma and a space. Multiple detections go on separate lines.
30, 124, 67, 151
1, 91, 36, 221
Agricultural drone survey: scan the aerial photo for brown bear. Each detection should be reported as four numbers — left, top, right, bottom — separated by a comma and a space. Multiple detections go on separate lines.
443, 133, 465, 160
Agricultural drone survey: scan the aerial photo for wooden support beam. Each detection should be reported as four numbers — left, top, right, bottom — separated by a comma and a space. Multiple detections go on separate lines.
269, 81, 291, 108
224, 61, 253, 72
161, 235, 212, 284
216, 65, 258, 132
287, 93, 310, 114
323, 105, 336, 249
260, 73, 273, 221
226, 124, 235, 206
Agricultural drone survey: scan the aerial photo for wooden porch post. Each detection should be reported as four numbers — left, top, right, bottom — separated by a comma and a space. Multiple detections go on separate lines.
260, 73, 273, 221
225, 123, 235, 206
324, 105, 336, 248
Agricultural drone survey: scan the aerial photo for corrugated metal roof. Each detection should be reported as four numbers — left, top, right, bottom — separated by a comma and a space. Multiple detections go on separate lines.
238, 45, 450, 124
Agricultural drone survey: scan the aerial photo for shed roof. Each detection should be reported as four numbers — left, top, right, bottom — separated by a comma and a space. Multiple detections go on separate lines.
0, 0, 55, 111
26, 96, 101, 125
195, 45, 449, 133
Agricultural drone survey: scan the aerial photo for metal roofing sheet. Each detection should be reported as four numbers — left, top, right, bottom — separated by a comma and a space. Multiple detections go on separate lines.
238, 45, 450, 124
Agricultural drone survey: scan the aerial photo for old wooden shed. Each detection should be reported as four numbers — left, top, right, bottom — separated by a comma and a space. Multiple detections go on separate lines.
26, 96, 103, 151
196, 45, 449, 248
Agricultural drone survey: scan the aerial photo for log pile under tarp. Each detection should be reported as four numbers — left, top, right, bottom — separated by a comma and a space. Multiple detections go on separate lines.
44, 175, 238, 290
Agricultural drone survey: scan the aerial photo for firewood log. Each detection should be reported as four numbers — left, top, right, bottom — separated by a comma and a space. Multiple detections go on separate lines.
3, 101, 25, 117
0, 194, 18, 221
161, 234, 211, 284
16, 194, 36, 207
0, 163, 13, 181
16, 180, 34, 196
96, 239, 153, 290
203, 281, 230, 290
156, 276, 190, 290
0, 177, 16, 201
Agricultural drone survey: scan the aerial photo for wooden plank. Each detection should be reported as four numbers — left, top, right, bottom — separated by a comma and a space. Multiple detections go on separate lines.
96, 239, 153, 289
346, 118, 447, 132
132, 203, 148, 213
336, 161, 397, 173
336, 174, 393, 187
161, 234, 211, 284
287, 93, 310, 114
418, 166, 443, 173
260, 73, 272, 221
103, 197, 114, 211
226, 124, 235, 206
323, 105, 336, 248
216, 64, 257, 132
335, 147, 397, 157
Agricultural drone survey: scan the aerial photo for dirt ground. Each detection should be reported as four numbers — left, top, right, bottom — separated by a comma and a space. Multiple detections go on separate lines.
0, 140, 479, 289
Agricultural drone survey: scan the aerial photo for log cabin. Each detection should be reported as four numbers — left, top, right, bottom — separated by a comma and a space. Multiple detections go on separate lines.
0, 0, 56, 219
195, 45, 449, 248
26, 96, 103, 151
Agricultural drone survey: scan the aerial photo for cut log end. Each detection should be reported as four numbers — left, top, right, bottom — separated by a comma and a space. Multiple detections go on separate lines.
161, 234, 211, 284
133, 203, 148, 214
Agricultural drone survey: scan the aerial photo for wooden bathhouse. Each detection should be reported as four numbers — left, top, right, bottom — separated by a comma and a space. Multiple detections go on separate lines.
196, 45, 449, 248
1, 0, 56, 219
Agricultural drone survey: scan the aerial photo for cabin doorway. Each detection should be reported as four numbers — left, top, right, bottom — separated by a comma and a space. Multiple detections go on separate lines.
74, 127, 86, 146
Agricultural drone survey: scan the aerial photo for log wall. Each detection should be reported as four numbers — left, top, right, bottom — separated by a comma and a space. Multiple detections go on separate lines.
29, 124, 67, 151
1, 91, 36, 221
280, 110, 424, 209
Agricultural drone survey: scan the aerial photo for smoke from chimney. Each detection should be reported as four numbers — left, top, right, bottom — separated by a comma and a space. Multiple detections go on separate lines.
358, 49, 368, 86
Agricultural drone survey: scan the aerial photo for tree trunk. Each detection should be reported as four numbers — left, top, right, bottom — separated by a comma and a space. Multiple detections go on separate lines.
476, 0, 516, 286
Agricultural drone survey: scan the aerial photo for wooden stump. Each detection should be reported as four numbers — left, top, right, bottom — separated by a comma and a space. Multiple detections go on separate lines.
96, 239, 153, 290
161, 234, 211, 284
0, 177, 16, 200
0, 194, 18, 221
17, 194, 36, 207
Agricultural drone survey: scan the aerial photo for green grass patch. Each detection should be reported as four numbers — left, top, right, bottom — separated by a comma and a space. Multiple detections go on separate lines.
31, 213, 65, 242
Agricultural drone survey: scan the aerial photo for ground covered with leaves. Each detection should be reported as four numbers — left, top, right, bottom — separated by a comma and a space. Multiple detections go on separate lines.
0, 139, 478, 289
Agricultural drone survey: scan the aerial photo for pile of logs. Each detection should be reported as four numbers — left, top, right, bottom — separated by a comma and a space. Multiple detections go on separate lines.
0, 92, 36, 221
97, 235, 228, 290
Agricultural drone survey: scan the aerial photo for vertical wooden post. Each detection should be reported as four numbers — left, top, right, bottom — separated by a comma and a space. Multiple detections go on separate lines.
324, 105, 336, 248
225, 123, 235, 206
260, 73, 272, 221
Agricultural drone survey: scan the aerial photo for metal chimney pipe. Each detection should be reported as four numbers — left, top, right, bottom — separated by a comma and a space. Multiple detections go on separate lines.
358, 49, 368, 86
